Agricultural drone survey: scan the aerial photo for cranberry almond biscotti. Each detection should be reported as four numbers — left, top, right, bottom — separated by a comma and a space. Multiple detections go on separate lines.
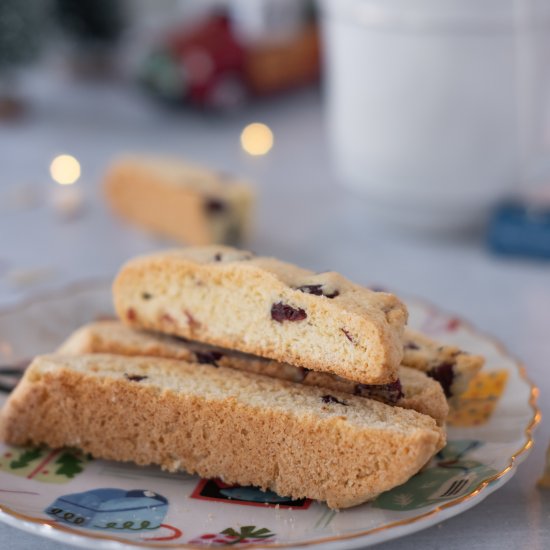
403, 329, 484, 400
58, 321, 449, 425
104, 156, 254, 246
113, 246, 408, 384
0, 354, 445, 509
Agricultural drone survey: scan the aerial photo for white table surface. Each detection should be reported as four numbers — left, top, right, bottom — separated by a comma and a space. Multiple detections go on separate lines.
0, 72, 549, 549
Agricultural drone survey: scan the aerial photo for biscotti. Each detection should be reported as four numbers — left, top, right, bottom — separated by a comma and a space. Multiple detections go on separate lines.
104, 156, 254, 246
0, 354, 445, 509
113, 246, 408, 384
403, 329, 484, 399
59, 321, 449, 425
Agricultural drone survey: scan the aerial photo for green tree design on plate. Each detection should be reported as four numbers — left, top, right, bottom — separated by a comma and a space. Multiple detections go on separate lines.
373, 440, 498, 511
0, 446, 91, 483
9, 448, 43, 469
55, 451, 85, 478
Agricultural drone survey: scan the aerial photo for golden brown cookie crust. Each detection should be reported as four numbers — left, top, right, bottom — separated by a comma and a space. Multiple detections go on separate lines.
403, 329, 484, 399
104, 156, 254, 246
113, 246, 408, 384
59, 321, 449, 425
0, 354, 445, 509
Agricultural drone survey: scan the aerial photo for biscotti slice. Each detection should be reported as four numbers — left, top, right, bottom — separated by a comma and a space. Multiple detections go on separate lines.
0, 354, 445, 509
113, 246, 408, 384
403, 329, 484, 400
104, 156, 254, 246
59, 321, 448, 425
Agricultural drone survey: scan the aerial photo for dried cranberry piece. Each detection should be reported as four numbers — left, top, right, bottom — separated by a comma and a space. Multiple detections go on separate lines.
341, 328, 353, 342
161, 313, 175, 324
296, 284, 339, 299
321, 394, 348, 406
354, 380, 404, 404
184, 309, 201, 329
427, 362, 455, 398
126, 308, 136, 321
195, 351, 223, 367
271, 302, 307, 323
204, 198, 226, 214
405, 341, 420, 350
297, 367, 311, 381
124, 373, 148, 382
297, 284, 322, 296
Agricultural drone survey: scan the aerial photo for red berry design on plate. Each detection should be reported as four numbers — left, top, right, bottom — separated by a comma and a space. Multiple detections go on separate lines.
189, 526, 275, 546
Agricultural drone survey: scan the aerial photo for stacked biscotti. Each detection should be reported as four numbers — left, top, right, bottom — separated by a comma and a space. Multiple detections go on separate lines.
0, 246, 484, 509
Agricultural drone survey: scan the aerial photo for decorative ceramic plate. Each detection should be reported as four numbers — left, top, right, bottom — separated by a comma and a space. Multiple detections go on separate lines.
0, 281, 539, 550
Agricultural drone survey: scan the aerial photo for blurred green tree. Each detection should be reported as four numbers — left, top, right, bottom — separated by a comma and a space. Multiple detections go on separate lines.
0, 0, 44, 118
0, 0, 42, 73
54, 0, 124, 46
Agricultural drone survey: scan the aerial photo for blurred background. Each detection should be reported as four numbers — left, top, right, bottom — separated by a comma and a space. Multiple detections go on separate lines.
1, 0, 550, 285
1, 1, 550, 545
0, 0, 550, 291
0, 0, 328, 295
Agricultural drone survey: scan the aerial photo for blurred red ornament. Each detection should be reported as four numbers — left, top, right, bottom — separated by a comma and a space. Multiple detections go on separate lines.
140, 10, 320, 110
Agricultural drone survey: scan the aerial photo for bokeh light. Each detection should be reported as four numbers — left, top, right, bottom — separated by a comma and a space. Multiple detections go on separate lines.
240, 123, 274, 156
50, 154, 81, 185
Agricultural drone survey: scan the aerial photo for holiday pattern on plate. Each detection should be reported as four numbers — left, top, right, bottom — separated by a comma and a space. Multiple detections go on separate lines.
0, 446, 90, 483
0, 283, 536, 549
373, 440, 498, 511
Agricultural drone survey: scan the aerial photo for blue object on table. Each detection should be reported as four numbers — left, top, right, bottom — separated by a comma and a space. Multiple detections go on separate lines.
487, 201, 550, 259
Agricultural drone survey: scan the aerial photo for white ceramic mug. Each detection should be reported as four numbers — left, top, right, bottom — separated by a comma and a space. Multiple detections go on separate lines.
321, 0, 550, 231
